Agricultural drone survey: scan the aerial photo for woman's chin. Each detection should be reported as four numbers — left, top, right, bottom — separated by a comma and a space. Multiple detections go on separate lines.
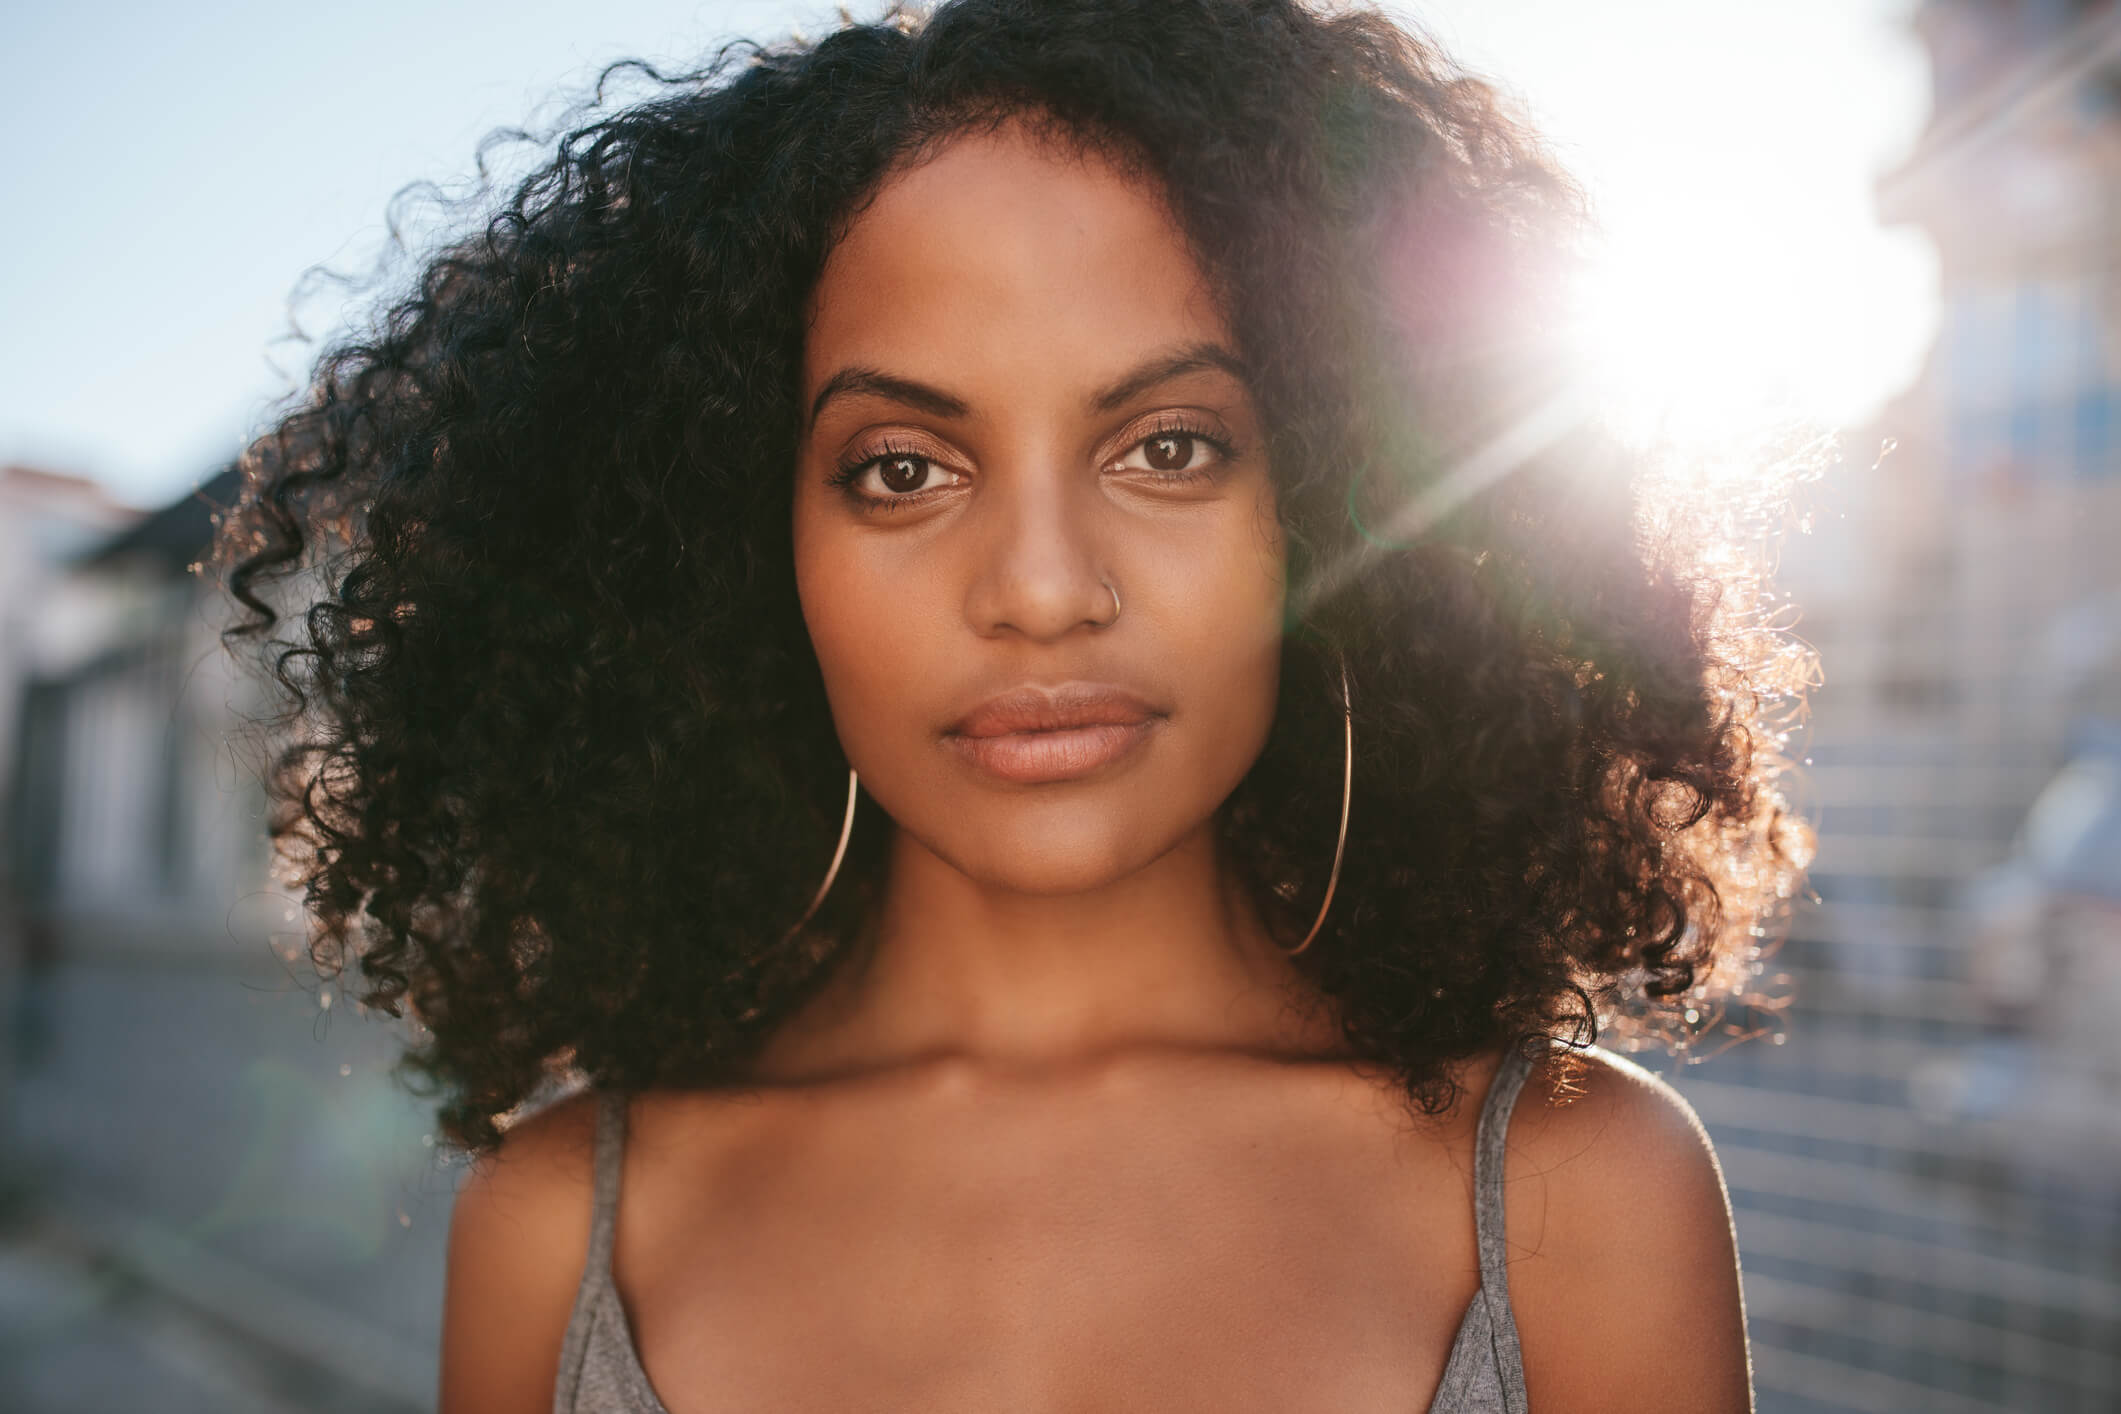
908, 818, 1188, 899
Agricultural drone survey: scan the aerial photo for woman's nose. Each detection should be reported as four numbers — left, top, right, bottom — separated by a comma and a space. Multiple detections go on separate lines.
962, 457, 1116, 643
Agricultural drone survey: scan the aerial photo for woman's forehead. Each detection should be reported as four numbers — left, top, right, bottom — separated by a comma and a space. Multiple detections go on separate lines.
803, 123, 1234, 408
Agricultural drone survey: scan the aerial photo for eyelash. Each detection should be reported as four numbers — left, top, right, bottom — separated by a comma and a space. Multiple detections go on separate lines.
826, 417, 1239, 513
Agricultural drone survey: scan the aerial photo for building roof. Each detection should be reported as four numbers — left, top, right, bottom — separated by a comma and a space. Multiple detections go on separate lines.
1, 463, 141, 523
73, 464, 242, 574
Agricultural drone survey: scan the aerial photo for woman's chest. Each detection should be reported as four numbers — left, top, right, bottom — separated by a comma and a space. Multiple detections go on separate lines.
611, 1072, 1485, 1413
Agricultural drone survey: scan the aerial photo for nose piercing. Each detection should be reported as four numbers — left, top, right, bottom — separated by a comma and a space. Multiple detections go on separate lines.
1101, 579, 1121, 625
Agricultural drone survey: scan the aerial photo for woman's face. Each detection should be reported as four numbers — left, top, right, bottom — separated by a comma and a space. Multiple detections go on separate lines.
792, 121, 1286, 896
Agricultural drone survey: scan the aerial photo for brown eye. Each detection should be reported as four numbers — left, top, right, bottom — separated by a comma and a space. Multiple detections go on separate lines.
1110, 424, 1231, 483
877, 454, 931, 493
831, 445, 965, 508
1143, 434, 1194, 472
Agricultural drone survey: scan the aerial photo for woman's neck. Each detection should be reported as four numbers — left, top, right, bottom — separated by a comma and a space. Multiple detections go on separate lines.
748, 822, 1343, 1086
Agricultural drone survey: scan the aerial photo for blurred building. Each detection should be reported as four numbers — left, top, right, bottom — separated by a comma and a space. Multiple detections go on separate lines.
1670, 2, 2121, 1410
0, 466, 141, 1126
1, 467, 444, 1412
0, 466, 140, 818
5, 467, 259, 942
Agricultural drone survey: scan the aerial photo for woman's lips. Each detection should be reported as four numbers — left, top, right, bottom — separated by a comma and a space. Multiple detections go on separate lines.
943, 719, 1158, 784
943, 682, 1163, 784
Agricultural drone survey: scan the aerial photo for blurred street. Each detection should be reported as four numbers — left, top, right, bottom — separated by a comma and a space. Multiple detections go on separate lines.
0, 1209, 416, 1414
1, 928, 451, 1411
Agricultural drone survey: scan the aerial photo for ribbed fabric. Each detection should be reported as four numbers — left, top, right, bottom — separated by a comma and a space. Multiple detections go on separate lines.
554, 1038, 1540, 1413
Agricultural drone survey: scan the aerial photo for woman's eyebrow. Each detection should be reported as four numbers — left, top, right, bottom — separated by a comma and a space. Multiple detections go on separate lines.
808, 368, 970, 431
1089, 342, 1249, 413
806, 342, 1249, 432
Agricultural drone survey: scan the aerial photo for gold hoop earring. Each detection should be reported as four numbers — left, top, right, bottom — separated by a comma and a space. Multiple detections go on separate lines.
1283, 661, 1352, 957
787, 767, 858, 938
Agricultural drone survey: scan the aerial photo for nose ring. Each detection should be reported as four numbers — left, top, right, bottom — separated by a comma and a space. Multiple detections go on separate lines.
1100, 579, 1121, 626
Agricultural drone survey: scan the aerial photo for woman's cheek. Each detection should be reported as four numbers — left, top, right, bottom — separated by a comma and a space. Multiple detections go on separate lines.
797, 533, 935, 755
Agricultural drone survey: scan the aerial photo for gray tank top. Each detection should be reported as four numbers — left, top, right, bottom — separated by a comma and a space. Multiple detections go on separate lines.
554, 1037, 1541, 1414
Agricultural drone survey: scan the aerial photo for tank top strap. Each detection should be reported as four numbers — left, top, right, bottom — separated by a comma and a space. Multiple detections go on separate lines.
1468, 1033, 1544, 1412
586, 1090, 628, 1273
555, 1091, 631, 1412
1472, 1035, 1540, 1275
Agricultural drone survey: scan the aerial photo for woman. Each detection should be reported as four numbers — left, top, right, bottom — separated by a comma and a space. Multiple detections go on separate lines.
214, 0, 1810, 1409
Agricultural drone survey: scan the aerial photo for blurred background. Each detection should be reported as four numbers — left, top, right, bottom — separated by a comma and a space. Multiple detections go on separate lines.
1, 0, 2116, 1410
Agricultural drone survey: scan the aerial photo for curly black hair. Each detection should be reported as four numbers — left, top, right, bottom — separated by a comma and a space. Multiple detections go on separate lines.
212, 0, 1815, 1152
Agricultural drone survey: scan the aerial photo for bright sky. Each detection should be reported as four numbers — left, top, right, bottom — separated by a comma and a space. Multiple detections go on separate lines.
0, 0, 1935, 508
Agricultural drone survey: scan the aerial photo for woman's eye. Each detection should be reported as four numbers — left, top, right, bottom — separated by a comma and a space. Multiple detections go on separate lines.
873, 453, 936, 493
838, 451, 963, 502
1116, 430, 1224, 479
1145, 434, 1196, 471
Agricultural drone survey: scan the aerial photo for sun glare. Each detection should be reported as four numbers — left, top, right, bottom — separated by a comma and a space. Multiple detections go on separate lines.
1560, 194, 1939, 457
1409, 1, 1943, 474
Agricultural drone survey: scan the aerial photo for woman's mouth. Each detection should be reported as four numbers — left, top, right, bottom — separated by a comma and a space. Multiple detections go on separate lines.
943, 682, 1163, 784
944, 720, 1158, 784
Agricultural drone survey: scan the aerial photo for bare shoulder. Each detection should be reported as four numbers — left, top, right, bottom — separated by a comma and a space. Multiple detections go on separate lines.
1503, 1041, 1754, 1414
439, 1089, 605, 1414
1508, 1041, 1724, 1194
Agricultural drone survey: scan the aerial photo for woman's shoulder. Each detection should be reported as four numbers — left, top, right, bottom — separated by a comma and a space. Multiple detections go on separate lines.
1509, 1036, 1717, 1148
439, 1089, 606, 1413
1501, 1039, 1754, 1414
1500, 1037, 1735, 1250
450, 1087, 607, 1241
